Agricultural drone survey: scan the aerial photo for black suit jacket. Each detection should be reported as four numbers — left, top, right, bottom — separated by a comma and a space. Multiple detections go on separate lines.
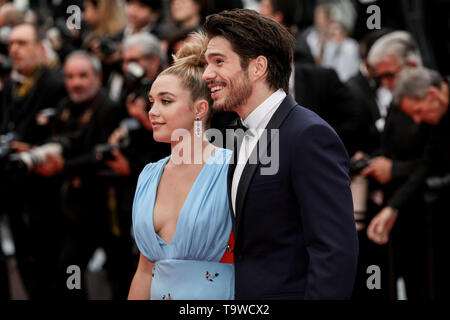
228, 94, 358, 299
294, 63, 363, 156
0, 66, 66, 144
381, 105, 431, 210
54, 90, 122, 176
346, 71, 382, 154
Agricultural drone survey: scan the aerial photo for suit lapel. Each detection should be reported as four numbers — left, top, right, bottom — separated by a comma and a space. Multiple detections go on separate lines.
227, 146, 237, 233
358, 73, 381, 120
233, 95, 297, 236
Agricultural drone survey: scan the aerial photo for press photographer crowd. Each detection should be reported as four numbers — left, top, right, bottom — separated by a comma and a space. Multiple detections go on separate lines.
0, 0, 449, 300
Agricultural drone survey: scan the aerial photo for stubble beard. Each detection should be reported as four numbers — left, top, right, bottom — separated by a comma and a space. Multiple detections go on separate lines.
213, 71, 252, 112
70, 81, 100, 104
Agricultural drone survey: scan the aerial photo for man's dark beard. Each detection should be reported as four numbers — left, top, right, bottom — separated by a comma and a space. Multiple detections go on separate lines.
213, 71, 252, 112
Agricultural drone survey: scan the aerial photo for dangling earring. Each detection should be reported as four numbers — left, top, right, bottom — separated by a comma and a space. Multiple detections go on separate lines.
194, 117, 202, 138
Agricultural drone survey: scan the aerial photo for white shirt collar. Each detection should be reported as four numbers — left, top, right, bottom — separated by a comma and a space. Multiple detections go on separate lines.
242, 89, 286, 130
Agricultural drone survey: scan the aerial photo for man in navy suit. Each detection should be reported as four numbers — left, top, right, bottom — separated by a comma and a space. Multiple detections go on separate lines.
202, 9, 358, 300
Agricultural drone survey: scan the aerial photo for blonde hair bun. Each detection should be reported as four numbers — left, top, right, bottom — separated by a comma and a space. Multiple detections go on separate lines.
172, 31, 208, 70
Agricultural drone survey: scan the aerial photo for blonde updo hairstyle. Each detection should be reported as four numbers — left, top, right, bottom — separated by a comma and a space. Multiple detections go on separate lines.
158, 31, 214, 126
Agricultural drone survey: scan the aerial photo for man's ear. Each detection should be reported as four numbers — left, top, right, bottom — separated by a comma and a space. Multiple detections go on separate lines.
440, 82, 449, 107
193, 99, 209, 120
429, 86, 443, 102
429, 84, 449, 106
428, 86, 440, 97
97, 72, 103, 85
249, 55, 268, 81
37, 42, 45, 59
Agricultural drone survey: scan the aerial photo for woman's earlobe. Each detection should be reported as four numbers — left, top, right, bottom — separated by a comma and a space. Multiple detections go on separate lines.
195, 100, 209, 119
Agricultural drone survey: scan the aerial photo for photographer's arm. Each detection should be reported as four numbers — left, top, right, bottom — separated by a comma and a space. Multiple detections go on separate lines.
391, 159, 421, 180
34, 153, 64, 177
10, 141, 32, 152
367, 144, 433, 245
105, 149, 131, 176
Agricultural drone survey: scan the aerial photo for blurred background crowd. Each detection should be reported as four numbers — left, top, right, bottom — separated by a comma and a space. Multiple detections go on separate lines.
0, 0, 450, 300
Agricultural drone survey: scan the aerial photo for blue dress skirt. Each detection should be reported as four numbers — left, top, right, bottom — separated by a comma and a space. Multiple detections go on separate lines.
132, 148, 234, 300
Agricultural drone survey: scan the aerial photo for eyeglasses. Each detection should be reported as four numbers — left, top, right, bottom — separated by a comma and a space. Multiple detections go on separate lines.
373, 66, 403, 83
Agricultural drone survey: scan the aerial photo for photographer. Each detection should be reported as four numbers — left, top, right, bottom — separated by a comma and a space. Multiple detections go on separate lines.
0, 23, 66, 299
368, 67, 449, 299
348, 31, 431, 299
82, 0, 126, 87
107, 32, 164, 105
34, 51, 122, 299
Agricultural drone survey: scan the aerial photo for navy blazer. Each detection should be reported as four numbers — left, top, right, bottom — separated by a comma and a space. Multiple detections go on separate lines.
228, 94, 358, 300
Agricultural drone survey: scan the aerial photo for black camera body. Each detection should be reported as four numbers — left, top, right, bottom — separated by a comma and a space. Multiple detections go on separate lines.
93, 118, 142, 162
0, 139, 13, 162
426, 174, 450, 191
424, 173, 450, 204
6, 135, 70, 174
98, 37, 117, 57
124, 62, 149, 102
0, 56, 12, 77
349, 157, 371, 175
0, 132, 19, 162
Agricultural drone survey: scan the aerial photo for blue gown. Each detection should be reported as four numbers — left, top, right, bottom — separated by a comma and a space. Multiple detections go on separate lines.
132, 148, 234, 300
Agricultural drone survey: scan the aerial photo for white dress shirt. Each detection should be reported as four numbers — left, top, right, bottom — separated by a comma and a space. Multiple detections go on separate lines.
375, 86, 392, 132
231, 89, 286, 215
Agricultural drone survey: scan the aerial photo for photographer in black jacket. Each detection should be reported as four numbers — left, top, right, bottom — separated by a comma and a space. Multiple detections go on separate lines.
0, 23, 66, 299
368, 67, 449, 299
34, 50, 122, 299
107, 32, 164, 106
352, 31, 431, 299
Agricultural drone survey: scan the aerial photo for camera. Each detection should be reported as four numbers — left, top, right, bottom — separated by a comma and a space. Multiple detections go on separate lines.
9, 142, 64, 173
0, 132, 19, 162
349, 157, 371, 175
126, 62, 145, 84
98, 37, 117, 58
6, 135, 70, 173
424, 173, 450, 204
426, 174, 450, 191
93, 118, 142, 162
0, 135, 13, 162
35, 108, 59, 127
0, 56, 12, 77
124, 61, 149, 102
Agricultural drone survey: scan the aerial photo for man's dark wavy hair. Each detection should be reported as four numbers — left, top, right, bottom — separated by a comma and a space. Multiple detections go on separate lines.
204, 9, 294, 92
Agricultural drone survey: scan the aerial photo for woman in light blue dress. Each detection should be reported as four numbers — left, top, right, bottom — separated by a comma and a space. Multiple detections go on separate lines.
128, 32, 234, 300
